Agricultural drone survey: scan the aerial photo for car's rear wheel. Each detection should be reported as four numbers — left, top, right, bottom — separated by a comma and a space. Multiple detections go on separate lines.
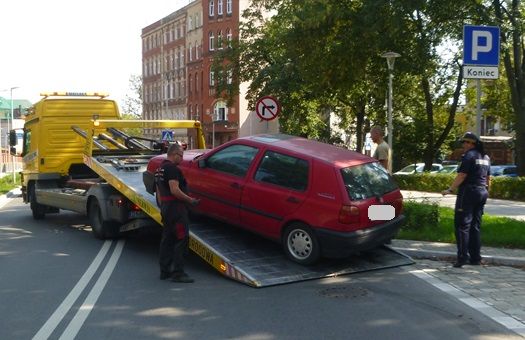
283, 223, 320, 265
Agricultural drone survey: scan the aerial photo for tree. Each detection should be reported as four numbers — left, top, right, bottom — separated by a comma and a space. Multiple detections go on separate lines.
493, 0, 525, 175
120, 74, 143, 118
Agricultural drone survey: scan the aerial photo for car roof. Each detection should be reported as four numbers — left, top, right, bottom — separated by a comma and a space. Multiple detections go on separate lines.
239, 134, 374, 168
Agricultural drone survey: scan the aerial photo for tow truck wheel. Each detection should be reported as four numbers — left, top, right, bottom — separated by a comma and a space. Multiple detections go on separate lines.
29, 185, 46, 220
89, 199, 119, 239
283, 223, 320, 265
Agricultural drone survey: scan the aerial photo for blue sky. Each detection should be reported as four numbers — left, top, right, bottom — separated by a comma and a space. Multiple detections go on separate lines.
0, 0, 190, 106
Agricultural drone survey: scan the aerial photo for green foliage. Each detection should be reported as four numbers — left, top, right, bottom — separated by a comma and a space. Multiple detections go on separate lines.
0, 173, 21, 195
394, 173, 525, 201
490, 176, 525, 201
394, 173, 455, 192
402, 201, 439, 230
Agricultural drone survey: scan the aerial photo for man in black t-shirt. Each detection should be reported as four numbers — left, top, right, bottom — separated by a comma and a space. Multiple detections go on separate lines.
442, 132, 490, 268
156, 143, 200, 283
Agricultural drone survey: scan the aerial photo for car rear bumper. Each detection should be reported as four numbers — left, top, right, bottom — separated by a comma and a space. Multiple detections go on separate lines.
315, 215, 405, 258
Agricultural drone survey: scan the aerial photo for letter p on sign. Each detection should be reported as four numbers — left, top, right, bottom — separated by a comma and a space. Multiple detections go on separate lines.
463, 25, 500, 66
472, 30, 492, 60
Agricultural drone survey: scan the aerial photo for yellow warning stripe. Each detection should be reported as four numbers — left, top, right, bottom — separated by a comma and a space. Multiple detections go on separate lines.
82, 155, 162, 224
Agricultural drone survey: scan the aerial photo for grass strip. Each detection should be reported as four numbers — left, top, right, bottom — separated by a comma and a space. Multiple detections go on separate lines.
397, 206, 525, 249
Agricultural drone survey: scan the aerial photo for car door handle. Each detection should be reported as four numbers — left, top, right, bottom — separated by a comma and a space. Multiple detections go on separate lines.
230, 182, 242, 189
286, 196, 301, 203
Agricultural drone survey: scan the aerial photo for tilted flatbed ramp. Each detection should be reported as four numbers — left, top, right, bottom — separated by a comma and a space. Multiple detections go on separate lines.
85, 153, 414, 287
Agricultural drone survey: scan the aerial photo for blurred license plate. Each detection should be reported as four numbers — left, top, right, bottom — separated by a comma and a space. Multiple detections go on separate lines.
368, 205, 395, 221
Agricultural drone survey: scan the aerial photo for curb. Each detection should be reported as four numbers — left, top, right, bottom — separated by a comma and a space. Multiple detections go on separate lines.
392, 247, 525, 268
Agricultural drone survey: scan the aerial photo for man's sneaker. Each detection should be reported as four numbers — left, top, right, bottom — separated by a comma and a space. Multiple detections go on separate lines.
160, 271, 172, 280
171, 272, 194, 283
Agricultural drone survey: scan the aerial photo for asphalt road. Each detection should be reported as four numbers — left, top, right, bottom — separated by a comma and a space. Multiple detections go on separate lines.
0, 197, 521, 340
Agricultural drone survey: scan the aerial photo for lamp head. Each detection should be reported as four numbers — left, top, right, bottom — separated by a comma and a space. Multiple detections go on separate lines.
381, 52, 401, 70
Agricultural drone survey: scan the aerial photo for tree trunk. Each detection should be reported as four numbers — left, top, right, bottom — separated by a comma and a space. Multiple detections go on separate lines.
495, 0, 525, 175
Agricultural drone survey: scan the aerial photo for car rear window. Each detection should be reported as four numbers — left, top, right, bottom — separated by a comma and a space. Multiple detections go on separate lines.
341, 162, 398, 201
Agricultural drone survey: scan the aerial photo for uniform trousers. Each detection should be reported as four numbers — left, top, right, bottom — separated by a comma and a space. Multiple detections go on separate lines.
454, 185, 488, 263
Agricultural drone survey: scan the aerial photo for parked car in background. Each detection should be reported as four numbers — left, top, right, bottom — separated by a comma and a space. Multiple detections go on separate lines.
490, 165, 518, 177
144, 134, 405, 265
394, 163, 443, 175
436, 164, 458, 174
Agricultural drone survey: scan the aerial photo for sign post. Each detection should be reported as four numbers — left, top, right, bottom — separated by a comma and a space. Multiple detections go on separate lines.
255, 96, 281, 133
463, 25, 500, 136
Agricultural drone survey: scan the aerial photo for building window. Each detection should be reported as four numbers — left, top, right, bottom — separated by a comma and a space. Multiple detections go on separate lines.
196, 40, 200, 59
218, 0, 223, 15
209, 31, 215, 51
188, 16, 193, 31
195, 73, 199, 94
214, 101, 228, 121
209, 0, 214, 16
209, 69, 215, 86
226, 0, 232, 14
227, 69, 233, 84
217, 30, 223, 49
189, 43, 193, 61
226, 28, 232, 47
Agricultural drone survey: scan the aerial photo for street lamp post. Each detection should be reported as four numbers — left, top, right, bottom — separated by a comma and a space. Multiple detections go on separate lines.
381, 52, 400, 173
9, 87, 19, 181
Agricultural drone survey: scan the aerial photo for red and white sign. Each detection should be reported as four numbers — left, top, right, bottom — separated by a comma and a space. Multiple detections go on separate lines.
255, 96, 281, 121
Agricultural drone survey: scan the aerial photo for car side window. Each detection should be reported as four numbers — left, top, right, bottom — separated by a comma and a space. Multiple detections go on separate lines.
254, 151, 309, 191
206, 144, 258, 177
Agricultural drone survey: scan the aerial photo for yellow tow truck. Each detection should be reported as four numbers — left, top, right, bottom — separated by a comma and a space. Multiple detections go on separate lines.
11, 92, 204, 237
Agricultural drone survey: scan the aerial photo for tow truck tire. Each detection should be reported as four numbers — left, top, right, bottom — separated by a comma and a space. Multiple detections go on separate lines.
283, 223, 320, 265
29, 185, 46, 220
89, 199, 120, 239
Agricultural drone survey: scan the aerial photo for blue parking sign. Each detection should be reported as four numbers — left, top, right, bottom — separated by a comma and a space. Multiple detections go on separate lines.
464, 25, 500, 66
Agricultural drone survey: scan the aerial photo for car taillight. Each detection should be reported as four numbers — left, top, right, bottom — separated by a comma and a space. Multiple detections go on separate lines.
339, 205, 360, 224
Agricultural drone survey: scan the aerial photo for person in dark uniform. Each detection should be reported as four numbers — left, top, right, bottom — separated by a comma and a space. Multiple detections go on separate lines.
156, 143, 200, 282
442, 132, 490, 268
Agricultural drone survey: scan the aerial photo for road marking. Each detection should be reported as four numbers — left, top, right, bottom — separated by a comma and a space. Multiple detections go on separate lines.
58, 240, 125, 340
32, 241, 112, 340
409, 268, 525, 338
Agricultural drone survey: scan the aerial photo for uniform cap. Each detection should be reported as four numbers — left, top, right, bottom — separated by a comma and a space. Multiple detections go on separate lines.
461, 132, 479, 144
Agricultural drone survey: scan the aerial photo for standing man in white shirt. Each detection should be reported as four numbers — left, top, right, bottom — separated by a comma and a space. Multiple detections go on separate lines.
370, 126, 391, 172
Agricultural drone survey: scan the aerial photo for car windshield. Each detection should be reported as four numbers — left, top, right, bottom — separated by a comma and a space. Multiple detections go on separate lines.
341, 162, 398, 201
398, 164, 417, 173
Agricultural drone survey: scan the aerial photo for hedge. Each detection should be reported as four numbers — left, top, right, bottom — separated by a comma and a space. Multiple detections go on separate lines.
393, 173, 525, 201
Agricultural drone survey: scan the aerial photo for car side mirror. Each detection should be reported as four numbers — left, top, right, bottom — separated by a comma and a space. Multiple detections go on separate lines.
198, 159, 207, 168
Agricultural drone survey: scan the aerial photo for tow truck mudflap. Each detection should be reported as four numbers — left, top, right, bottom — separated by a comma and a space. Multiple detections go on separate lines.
188, 221, 414, 288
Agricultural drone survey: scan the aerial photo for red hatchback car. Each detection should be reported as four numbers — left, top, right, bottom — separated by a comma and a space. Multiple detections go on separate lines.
144, 134, 405, 265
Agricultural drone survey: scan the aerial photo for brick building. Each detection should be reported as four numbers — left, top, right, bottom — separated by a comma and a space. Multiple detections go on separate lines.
141, 0, 278, 148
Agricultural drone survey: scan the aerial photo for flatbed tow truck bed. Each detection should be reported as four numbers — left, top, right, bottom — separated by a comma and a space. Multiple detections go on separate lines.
86, 152, 414, 288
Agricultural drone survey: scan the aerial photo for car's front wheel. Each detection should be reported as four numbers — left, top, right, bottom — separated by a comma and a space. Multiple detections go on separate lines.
283, 223, 320, 265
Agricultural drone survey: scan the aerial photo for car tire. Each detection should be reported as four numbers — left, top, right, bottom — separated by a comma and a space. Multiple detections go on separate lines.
89, 199, 120, 239
29, 184, 46, 220
283, 223, 320, 265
